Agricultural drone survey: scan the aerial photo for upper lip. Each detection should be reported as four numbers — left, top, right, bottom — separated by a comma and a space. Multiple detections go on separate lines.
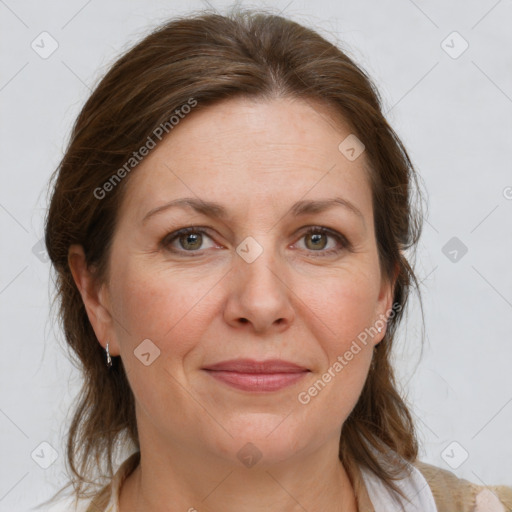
202, 359, 309, 373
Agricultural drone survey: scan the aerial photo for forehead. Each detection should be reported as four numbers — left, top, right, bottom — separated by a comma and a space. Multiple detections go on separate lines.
118, 96, 373, 224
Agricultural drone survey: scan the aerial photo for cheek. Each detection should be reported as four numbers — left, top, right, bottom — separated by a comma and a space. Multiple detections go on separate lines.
296, 270, 378, 414
109, 259, 219, 358
108, 262, 219, 416
306, 268, 381, 351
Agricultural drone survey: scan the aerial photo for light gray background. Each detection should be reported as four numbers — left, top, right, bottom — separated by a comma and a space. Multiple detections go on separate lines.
1, 0, 511, 510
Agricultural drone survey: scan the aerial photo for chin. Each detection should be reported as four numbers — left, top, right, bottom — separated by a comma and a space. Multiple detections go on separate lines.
209, 415, 314, 468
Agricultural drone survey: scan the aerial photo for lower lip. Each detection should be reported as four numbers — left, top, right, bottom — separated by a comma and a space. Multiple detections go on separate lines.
204, 370, 308, 392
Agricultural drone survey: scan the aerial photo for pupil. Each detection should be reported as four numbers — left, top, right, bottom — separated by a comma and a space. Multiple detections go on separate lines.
309, 233, 325, 249
183, 233, 201, 249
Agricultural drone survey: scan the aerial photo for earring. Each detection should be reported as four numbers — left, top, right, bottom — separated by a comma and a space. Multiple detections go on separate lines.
370, 347, 377, 370
377, 327, 382, 333
105, 342, 112, 368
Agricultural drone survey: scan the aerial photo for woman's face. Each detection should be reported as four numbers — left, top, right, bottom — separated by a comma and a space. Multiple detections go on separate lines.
88, 96, 394, 467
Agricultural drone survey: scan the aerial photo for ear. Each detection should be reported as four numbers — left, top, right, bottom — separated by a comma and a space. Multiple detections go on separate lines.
374, 261, 400, 345
68, 244, 120, 356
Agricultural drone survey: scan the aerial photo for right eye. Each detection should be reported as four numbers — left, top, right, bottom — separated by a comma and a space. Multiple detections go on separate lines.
161, 227, 218, 255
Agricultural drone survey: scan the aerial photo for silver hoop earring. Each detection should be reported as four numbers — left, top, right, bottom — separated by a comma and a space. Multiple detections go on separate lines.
106, 343, 112, 368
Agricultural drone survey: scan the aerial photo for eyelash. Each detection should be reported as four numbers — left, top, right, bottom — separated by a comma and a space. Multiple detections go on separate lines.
160, 226, 350, 258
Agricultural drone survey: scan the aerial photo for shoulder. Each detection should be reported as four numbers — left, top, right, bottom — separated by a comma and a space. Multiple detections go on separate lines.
42, 488, 111, 512
84, 451, 140, 512
412, 460, 512, 512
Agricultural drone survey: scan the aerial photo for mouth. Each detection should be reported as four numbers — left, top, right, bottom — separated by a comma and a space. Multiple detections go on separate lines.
202, 359, 310, 392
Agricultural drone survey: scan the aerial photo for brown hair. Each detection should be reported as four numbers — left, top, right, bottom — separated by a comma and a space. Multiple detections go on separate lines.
42, 6, 425, 508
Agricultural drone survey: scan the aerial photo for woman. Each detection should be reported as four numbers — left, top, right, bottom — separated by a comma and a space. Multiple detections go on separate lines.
41, 8, 512, 512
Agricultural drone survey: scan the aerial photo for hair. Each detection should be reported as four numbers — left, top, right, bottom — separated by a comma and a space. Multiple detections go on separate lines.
42, 6, 426, 509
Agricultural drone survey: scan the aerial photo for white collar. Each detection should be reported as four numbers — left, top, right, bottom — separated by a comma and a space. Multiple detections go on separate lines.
360, 460, 438, 511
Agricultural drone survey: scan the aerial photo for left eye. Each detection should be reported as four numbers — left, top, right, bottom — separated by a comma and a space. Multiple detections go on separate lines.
297, 228, 340, 253
161, 226, 348, 256
293, 226, 349, 256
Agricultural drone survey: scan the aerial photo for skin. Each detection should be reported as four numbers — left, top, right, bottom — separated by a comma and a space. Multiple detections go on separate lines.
69, 96, 396, 511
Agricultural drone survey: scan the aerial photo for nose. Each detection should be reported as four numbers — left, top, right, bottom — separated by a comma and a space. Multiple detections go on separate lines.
223, 240, 295, 334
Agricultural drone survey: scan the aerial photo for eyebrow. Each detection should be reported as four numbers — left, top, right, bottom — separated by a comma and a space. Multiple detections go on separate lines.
142, 196, 365, 226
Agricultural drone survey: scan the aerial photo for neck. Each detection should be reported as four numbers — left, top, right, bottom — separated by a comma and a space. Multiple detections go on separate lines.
119, 436, 357, 512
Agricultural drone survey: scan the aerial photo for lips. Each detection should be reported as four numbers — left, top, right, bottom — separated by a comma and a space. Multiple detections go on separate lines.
202, 359, 310, 392
203, 358, 309, 373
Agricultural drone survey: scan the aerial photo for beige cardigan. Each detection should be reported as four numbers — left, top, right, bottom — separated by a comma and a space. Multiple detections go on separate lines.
85, 452, 512, 511
349, 456, 512, 511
